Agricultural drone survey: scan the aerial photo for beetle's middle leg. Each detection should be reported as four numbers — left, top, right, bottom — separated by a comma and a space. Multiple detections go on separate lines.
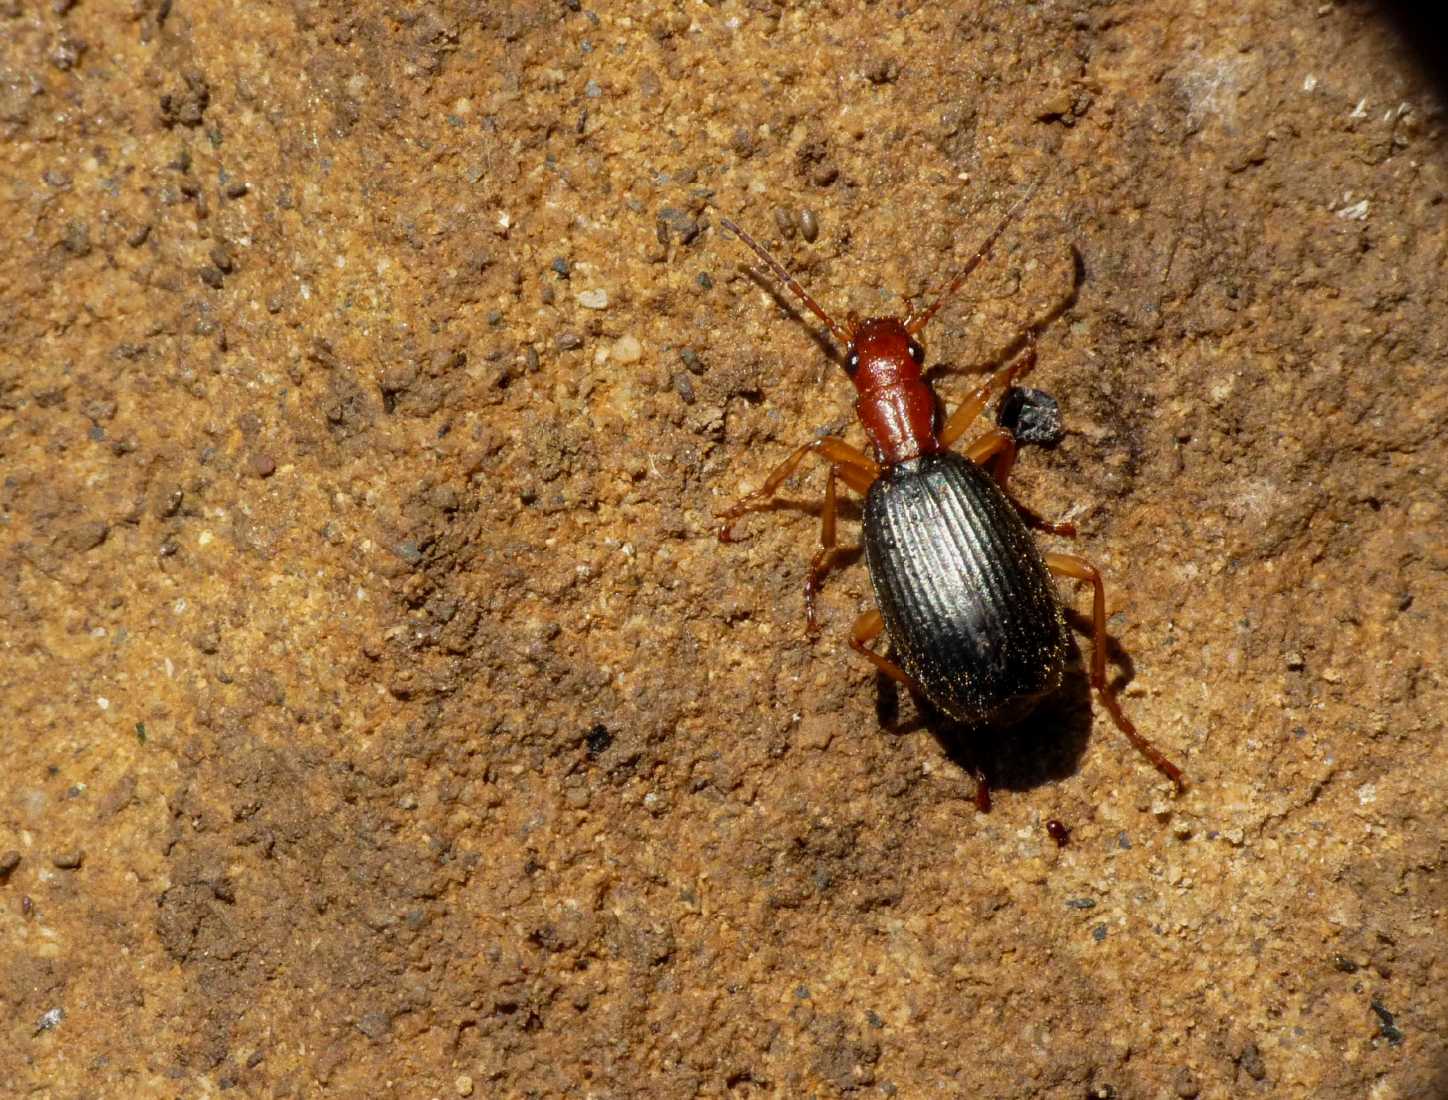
803, 464, 849, 636
1045, 551, 1186, 793
720, 436, 878, 636
965, 428, 1078, 537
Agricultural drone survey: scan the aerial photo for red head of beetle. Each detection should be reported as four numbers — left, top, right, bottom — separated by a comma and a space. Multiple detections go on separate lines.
845, 317, 938, 465
720, 183, 1036, 468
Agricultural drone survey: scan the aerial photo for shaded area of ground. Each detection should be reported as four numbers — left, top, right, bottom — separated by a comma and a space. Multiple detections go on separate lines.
2, 1, 1444, 1096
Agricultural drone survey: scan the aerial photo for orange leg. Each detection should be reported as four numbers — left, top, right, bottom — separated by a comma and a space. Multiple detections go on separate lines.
802, 466, 839, 635
1045, 552, 1186, 792
851, 612, 993, 810
848, 609, 915, 688
967, 428, 1078, 538
938, 330, 1038, 450
718, 436, 878, 541
720, 436, 879, 636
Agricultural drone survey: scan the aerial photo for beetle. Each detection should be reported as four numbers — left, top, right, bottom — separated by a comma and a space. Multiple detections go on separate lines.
716, 190, 1184, 800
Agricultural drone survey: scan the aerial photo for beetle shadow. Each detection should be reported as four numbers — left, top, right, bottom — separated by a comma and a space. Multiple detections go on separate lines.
922, 243, 1084, 389
874, 609, 1138, 799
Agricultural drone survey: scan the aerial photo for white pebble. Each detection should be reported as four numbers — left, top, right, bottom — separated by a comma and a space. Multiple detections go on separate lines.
576, 288, 609, 309
611, 335, 642, 362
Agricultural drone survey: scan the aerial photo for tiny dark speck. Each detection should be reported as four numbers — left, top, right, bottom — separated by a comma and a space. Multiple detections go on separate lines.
1065, 897, 1096, 910
551, 257, 571, 279
584, 723, 613, 759
1371, 1000, 1404, 1045
1091, 924, 1108, 942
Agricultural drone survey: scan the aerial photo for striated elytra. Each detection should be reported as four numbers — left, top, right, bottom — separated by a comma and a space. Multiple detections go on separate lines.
864, 450, 1066, 729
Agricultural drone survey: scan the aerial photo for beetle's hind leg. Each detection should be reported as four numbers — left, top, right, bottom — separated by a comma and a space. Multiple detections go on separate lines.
848, 609, 916, 688
850, 610, 993, 812
1045, 552, 1186, 793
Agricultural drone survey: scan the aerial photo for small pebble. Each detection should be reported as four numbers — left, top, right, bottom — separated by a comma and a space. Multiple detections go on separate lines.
611, 334, 642, 363
797, 207, 819, 242
455, 1076, 474, 1097
1238, 1041, 1266, 1080
576, 288, 608, 309
810, 162, 838, 187
1035, 90, 1074, 120
249, 454, 276, 478
199, 266, 224, 289
772, 207, 796, 238
52, 850, 84, 870
656, 207, 701, 244
1370, 1000, 1404, 1046
555, 331, 583, 351
680, 348, 705, 375
550, 257, 571, 279
224, 179, 248, 199
673, 373, 696, 404
0, 850, 19, 879
997, 386, 1064, 446
34, 1007, 64, 1035
584, 724, 612, 759
1065, 897, 1096, 910
1173, 1068, 1200, 1098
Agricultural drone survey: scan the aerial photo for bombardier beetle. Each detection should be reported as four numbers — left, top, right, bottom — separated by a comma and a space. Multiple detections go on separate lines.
716, 189, 1184, 802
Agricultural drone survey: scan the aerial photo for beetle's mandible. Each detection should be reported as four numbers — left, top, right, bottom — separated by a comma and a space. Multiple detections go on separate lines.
716, 189, 1184, 800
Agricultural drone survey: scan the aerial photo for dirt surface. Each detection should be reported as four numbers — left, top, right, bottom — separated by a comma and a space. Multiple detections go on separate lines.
2, 1, 1445, 1096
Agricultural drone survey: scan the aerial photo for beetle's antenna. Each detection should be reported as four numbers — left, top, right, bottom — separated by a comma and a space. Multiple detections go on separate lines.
904, 181, 1040, 337
719, 217, 853, 346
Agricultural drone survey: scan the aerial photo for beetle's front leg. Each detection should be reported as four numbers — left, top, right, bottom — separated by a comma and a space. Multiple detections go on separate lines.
938, 330, 1038, 449
717, 436, 878, 542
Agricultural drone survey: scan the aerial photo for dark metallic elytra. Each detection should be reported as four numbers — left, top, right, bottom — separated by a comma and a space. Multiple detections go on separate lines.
864, 451, 1065, 727
716, 188, 1185, 800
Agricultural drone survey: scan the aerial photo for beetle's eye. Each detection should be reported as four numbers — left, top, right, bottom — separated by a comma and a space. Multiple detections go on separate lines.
845, 351, 860, 375
908, 341, 925, 365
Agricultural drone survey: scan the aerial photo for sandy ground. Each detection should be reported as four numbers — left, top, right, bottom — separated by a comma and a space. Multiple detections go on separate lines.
2, 1, 1445, 1096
